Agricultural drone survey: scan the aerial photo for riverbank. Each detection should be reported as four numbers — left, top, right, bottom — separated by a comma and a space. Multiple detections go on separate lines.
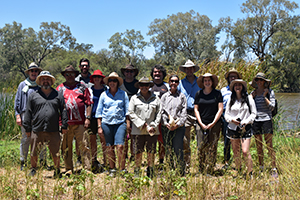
0, 132, 299, 199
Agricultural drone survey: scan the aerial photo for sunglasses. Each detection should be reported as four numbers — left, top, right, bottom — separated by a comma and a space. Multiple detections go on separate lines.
30, 69, 39, 73
139, 83, 150, 87
108, 79, 118, 83
125, 70, 135, 73
65, 73, 76, 77
170, 80, 179, 83
255, 78, 264, 82
93, 75, 103, 78
80, 65, 89, 67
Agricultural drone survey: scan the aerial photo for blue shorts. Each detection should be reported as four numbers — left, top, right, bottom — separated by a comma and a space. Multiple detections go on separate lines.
101, 122, 126, 146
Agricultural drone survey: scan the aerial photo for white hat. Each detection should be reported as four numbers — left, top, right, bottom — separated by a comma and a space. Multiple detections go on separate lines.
36, 71, 56, 86
179, 59, 200, 73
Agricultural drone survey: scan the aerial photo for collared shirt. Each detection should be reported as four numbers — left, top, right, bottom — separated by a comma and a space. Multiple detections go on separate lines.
23, 88, 68, 133
128, 92, 161, 135
56, 81, 93, 125
96, 88, 129, 125
177, 75, 201, 110
161, 90, 187, 127
14, 80, 39, 116
225, 95, 257, 131
221, 85, 232, 110
75, 73, 93, 88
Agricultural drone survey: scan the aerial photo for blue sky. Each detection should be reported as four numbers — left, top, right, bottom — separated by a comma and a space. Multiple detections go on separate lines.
1, 0, 299, 59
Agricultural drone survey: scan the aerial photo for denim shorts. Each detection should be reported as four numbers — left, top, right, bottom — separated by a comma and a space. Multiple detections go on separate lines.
101, 122, 127, 146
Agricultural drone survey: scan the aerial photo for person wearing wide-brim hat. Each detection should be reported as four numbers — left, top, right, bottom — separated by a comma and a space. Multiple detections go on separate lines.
221, 68, 242, 169
250, 72, 278, 178
121, 64, 139, 77
224, 79, 256, 177
23, 70, 67, 178
95, 72, 130, 177
194, 72, 223, 174
60, 65, 80, 77
129, 76, 161, 178
177, 59, 201, 170
14, 62, 46, 171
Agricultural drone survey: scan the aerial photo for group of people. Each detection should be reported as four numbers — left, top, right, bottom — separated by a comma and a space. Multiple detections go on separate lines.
14, 58, 278, 179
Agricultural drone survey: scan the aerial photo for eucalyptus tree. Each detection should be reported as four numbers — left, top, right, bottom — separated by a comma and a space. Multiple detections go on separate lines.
220, 0, 299, 63
148, 10, 221, 66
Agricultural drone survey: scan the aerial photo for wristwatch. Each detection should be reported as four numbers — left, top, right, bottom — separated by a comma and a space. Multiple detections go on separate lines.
86, 115, 91, 120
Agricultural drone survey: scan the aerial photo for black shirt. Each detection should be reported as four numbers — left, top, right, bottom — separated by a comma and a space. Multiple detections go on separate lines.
23, 88, 68, 133
194, 89, 223, 124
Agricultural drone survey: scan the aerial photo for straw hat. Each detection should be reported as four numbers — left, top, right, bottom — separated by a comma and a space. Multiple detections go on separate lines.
36, 71, 56, 86
250, 72, 271, 88
121, 64, 139, 76
229, 79, 247, 92
197, 73, 219, 89
134, 77, 154, 88
24, 62, 43, 75
179, 59, 200, 73
90, 70, 105, 83
61, 65, 80, 77
224, 68, 242, 79
103, 72, 123, 85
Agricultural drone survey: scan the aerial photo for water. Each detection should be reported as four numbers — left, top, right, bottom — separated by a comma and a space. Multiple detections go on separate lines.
276, 93, 300, 130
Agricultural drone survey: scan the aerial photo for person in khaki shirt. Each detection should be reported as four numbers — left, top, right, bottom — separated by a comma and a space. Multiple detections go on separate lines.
128, 77, 161, 178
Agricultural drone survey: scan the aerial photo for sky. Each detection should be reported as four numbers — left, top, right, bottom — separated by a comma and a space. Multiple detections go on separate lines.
1, 0, 299, 59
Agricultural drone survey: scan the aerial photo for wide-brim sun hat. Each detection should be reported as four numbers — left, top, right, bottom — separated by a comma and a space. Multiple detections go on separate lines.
224, 68, 242, 79
24, 62, 43, 75
250, 72, 271, 88
197, 73, 219, 89
229, 79, 247, 92
36, 71, 56, 86
103, 72, 123, 85
179, 59, 200, 73
90, 69, 105, 83
121, 64, 139, 76
134, 76, 154, 88
61, 65, 80, 77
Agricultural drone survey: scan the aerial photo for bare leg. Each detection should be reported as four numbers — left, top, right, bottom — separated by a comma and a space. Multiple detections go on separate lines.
241, 138, 253, 173
107, 146, 116, 169
135, 153, 142, 168
89, 134, 97, 161
264, 133, 276, 168
117, 145, 125, 170
254, 134, 264, 166
147, 152, 155, 167
231, 139, 241, 170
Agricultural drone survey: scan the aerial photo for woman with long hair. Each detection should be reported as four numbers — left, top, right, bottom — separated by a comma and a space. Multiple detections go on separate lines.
194, 73, 223, 175
225, 79, 256, 176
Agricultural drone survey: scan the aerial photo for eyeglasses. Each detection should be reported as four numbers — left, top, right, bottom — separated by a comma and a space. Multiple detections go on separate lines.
229, 75, 238, 79
80, 65, 89, 68
30, 69, 39, 73
255, 78, 263, 82
170, 80, 179, 83
108, 79, 118, 83
139, 83, 150, 87
65, 73, 76, 77
125, 70, 135, 73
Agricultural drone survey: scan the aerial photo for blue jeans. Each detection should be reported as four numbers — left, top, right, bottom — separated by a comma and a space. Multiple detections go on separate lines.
102, 122, 127, 146
162, 126, 185, 175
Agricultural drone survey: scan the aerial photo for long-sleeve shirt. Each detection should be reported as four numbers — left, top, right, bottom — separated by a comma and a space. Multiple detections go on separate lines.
23, 88, 68, 133
95, 88, 129, 125
225, 95, 257, 131
252, 89, 275, 121
177, 76, 201, 110
14, 80, 39, 116
161, 90, 187, 127
221, 85, 231, 110
128, 92, 161, 135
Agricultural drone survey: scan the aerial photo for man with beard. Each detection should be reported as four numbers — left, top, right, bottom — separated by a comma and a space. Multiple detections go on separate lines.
75, 58, 93, 88
150, 64, 169, 168
23, 71, 68, 178
14, 62, 47, 171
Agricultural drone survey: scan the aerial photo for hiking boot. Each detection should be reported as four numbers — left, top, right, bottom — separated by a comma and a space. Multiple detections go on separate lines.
76, 156, 82, 167
40, 159, 51, 171
146, 166, 154, 179
28, 168, 37, 177
134, 168, 141, 178
20, 161, 26, 171
91, 160, 104, 174
53, 168, 62, 178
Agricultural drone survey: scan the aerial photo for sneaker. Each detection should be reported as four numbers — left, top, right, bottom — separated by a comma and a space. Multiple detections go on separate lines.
20, 161, 26, 171
91, 160, 104, 174
53, 168, 62, 178
222, 163, 229, 170
28, 168, 37, 177
108, 168, 117, 178
271, 168, 279, 179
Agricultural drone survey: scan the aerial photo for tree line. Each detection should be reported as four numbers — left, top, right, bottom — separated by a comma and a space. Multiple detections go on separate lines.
0, 0, 299, 92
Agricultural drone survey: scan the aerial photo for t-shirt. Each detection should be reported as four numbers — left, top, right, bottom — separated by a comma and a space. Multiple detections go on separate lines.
194, 89, 223, 124
151, 82, 169, 98
91, 86, 105, 119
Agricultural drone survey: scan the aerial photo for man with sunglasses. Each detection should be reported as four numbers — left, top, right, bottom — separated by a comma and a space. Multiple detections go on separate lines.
56, 65, 93, 173
177, 60, 201, 172
14, 62, 47, 171
75, 58, 93, 88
